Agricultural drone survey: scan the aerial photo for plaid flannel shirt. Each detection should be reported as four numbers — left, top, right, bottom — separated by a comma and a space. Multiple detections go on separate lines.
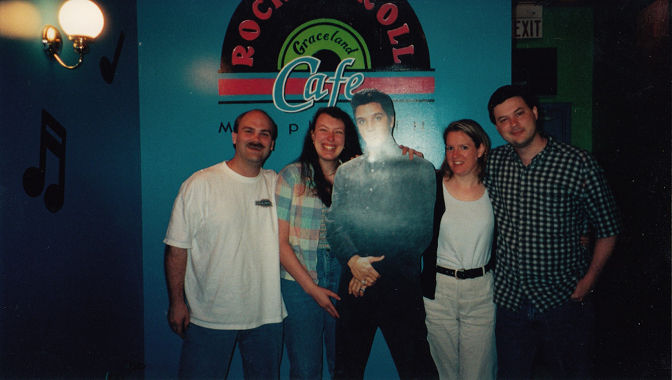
275, 162, 327, 283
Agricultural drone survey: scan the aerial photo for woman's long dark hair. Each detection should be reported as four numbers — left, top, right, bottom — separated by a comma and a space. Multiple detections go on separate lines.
298, 107, 363, 206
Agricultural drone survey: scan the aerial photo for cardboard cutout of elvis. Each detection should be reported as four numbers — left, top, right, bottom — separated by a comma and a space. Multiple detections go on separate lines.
324, 90, 438, 378
326, 111, 435, 279
326, 152, 435, 277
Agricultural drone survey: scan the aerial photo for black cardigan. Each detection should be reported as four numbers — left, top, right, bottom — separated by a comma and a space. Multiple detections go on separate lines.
420, 171, 497, 300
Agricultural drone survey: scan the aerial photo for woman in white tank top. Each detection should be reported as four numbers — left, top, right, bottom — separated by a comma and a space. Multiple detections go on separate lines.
420, 119, 496, 380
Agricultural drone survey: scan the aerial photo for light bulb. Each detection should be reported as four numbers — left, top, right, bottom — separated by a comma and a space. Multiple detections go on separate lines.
58, 0, 104, 39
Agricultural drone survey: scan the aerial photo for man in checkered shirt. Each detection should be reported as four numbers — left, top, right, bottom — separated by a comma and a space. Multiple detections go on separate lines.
485, 85, 622, 379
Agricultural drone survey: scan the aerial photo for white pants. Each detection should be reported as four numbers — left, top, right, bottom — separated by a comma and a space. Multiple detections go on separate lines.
423, 271, 497, 380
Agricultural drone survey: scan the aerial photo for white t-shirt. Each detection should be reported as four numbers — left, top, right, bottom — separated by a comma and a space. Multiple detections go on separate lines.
164, 162, 286, 330
436, 185, 494, 270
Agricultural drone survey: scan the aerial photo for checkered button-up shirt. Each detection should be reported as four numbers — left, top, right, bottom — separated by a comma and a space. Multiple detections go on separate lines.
486, 136, 622, 312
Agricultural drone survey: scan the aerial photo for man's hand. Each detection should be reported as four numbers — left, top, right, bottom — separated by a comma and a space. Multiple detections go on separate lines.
168, 302, 190, 338
570, 276, 594, 302
399, 145, 424, 160
580, 235, 590, 247
347, 255, 384, 285
572, 235, 618, 302
306, 285, 341, 318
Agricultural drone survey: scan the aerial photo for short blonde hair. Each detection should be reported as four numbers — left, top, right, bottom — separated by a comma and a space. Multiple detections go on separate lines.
439, 119, 491, 182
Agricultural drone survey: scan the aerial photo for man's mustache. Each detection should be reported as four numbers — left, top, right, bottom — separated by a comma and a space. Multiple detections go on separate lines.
247, 142, 266, 150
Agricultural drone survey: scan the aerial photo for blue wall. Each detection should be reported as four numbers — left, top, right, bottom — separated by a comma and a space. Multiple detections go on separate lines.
0, 0, 509, 378
138, 1, 510, 378
0, 0, 143, 378
2, 2, 667, 379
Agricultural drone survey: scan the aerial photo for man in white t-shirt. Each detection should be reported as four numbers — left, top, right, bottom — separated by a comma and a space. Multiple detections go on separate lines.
164, 109, 287, 379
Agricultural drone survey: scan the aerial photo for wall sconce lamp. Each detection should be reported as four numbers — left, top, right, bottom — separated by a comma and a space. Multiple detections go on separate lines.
42, 0, 104, 70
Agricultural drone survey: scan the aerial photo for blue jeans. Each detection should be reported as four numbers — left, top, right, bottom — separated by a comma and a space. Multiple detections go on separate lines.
178, 322, 283, 380
282, 247, 341, 379
496, 298, 595, 380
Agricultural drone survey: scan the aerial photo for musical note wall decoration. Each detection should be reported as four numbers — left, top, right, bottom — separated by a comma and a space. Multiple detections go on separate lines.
23, 109, 67, 213
100, 31, 125, 84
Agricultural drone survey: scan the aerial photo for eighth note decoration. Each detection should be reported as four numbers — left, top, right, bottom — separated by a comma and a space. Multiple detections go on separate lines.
23, 110, 67, 213
100, 30, 125, 84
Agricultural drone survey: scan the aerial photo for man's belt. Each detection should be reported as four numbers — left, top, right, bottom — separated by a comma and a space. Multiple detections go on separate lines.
437, 262, 493, 280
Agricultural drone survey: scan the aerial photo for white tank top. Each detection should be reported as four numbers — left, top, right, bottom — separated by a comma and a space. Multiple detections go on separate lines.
436, 183, 495, 270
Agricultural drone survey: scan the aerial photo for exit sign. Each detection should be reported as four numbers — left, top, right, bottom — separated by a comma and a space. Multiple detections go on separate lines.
515, 4, 542, 39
